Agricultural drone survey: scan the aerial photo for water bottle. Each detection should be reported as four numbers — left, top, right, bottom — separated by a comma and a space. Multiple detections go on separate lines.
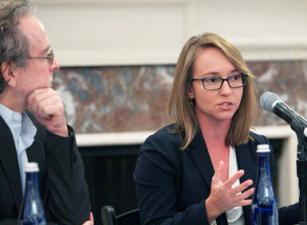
252, 144, 278, 225
21, 162, 47, 225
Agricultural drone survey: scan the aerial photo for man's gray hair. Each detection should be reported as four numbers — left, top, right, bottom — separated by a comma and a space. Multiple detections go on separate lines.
0, 0, 34, 93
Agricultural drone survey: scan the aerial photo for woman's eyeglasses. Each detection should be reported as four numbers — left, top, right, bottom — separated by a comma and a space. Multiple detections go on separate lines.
191, 73, 248, 90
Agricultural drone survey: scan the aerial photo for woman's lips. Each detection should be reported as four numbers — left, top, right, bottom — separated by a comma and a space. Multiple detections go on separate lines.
217, 102, 234, 110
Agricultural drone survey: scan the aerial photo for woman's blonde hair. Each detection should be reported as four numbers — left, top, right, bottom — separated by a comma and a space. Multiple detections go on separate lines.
168, 32, 257, 149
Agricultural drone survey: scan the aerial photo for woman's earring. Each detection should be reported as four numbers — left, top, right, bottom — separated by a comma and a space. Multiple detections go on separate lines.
189, 98, 194, 105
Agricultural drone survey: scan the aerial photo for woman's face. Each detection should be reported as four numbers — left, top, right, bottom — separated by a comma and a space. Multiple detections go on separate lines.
188, 47, 244, 124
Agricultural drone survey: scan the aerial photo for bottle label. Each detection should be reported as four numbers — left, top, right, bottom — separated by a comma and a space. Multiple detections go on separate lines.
252, 203, 279, 225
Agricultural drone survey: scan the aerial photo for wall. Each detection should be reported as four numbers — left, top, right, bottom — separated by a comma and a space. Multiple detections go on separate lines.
33, 0, 307, 65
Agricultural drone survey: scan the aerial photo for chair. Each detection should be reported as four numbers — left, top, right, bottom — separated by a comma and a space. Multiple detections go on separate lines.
101, 205, 141, 225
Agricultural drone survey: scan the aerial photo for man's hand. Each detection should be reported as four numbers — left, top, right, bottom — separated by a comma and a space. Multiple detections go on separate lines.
27, 88, 68, 137
82, 212, 94, 225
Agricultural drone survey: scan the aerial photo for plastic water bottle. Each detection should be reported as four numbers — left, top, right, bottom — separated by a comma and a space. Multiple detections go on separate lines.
252, 144, 278, 225
21, 162, 47, 225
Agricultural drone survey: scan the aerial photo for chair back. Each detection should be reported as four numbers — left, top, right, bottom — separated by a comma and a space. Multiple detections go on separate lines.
101, 205, 118, 225
101, 205, 140, 225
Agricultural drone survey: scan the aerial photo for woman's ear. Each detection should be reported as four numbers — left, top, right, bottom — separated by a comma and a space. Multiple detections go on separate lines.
188, 84, 194, 100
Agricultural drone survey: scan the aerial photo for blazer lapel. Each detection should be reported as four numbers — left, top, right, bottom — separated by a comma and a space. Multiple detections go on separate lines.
236, 141, 257, 184
0, 117, 23, 209
188, 130, 229, 224
188, 130, 214, 188
26, 137, 45, 176
23, 114, 46, 196
236, 140, 258, 225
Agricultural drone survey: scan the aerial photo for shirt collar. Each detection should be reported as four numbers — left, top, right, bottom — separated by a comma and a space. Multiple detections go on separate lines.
0, 104, 37, 148
0, 104, 22, 126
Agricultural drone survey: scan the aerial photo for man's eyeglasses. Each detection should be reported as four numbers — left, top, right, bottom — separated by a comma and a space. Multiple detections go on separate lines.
28, 49, 54, 66
191, 73, 248, 90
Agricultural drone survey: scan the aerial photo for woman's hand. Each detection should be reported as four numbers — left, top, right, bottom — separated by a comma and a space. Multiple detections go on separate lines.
205, 161, 254, 223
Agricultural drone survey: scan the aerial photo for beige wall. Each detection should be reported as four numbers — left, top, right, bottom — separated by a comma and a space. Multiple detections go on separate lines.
33, 0, 307, 66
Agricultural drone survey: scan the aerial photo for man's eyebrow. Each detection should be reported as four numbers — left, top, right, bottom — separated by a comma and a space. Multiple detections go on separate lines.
38, 46, 51, 55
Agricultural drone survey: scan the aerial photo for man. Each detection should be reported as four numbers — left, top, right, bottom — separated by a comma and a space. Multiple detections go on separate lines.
0, 0, 92, 224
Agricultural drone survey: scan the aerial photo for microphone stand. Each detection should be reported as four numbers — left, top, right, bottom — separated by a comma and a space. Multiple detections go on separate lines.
290, 117, 307, 225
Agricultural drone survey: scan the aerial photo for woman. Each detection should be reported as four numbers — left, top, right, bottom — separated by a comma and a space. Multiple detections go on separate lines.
133, 33, 299, 225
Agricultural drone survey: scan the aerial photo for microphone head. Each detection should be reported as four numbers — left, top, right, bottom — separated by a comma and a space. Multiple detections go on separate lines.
260, 91, 281, 112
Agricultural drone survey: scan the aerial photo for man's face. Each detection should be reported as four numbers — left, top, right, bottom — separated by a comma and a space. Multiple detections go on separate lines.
13, 15, 60, 99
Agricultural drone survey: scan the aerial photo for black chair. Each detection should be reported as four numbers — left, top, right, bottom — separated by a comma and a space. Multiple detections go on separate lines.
101, 205, 141, 225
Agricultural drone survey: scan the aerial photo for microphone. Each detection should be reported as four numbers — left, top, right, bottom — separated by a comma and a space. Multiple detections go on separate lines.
260, 91, 307, 136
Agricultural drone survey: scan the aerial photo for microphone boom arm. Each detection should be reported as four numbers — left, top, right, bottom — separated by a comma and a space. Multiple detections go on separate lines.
275, 102, 307, 224
260, 92, 307, 223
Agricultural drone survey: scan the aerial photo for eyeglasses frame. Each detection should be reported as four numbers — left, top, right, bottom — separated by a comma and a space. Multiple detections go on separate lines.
191, 73, 248, 91
28, 49, 54, 66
